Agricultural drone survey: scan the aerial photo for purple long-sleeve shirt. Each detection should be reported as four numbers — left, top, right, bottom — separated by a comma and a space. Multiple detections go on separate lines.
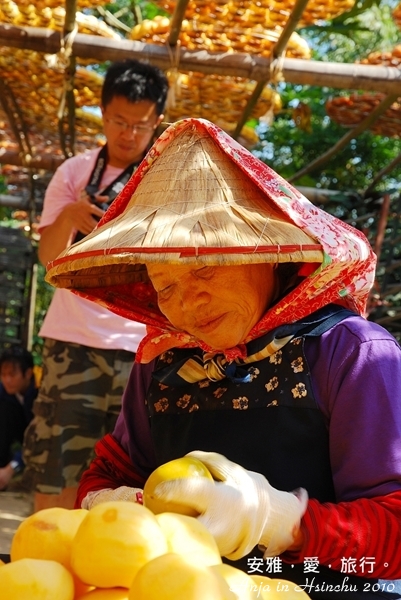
114, 313, 401, 502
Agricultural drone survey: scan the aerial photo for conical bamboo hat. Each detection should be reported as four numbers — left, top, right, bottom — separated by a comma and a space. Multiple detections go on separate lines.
46, 120, 323, 293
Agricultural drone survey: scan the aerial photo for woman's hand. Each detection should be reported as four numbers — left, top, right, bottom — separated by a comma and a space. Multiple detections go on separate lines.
153, 450, 308, 560
0, 464, 14, 491
81, 486, 143, 509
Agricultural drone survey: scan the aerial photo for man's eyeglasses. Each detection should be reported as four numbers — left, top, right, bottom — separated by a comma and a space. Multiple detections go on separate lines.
105, 117, 157, 136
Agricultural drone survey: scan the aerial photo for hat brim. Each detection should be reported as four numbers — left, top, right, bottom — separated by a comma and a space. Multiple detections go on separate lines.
45, 118, 325, 327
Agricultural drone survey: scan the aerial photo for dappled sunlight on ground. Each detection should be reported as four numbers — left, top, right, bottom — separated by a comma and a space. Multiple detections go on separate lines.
0, 492, 33, 555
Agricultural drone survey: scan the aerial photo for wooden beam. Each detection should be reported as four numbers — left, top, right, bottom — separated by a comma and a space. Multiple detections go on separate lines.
373, 193, 391, 263
0, 193, 43, 210
295, 186, 340, 204
233, 80, 267, 139
1, 25, 401, 94
0, 149, 64, 170
64, 0, 77, 30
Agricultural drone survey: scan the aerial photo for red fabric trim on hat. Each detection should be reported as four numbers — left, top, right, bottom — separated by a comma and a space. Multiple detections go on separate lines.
48, 244, 323, 270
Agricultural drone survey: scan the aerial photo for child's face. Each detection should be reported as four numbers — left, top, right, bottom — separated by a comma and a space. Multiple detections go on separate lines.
0, 361, 32, 396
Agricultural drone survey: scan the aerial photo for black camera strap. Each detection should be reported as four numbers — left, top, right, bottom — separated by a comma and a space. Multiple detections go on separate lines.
85, 144, 140, 203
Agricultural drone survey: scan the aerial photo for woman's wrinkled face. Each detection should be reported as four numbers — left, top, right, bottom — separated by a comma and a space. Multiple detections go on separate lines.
147, 262, 276, 350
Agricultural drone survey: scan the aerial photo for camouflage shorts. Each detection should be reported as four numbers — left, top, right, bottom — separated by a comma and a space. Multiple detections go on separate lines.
21, 338, 135, 494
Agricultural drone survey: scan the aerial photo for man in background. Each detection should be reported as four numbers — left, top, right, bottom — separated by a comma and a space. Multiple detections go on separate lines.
0, 345, 36, 491
21, 59, 169, 511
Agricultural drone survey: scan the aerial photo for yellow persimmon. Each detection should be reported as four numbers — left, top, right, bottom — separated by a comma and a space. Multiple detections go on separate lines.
71, 501, 168, 589
211, 563, 260, 599
76, 587, 130, 599
143, 456, 213, 516
128, 552, 236, 600
0, 557, 74, 600
155, 512, 221, 567
10, 506, 88, 570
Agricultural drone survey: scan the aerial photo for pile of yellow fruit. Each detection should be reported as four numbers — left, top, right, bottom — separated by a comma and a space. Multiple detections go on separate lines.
0, 457, 311, 599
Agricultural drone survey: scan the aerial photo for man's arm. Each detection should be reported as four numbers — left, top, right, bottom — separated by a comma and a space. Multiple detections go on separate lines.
39, 192, 105, 266
38, 157, 107, 267
0, 463, 16, 491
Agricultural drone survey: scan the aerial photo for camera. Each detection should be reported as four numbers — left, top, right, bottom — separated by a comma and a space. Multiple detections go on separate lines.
92, 200, 110, 215
85, 186, 110, 221
73, 190, 111, 243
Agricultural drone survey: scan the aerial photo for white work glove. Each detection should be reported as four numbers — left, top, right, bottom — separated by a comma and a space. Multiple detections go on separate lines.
81, 486, 143, 509
154, 451, 308, 560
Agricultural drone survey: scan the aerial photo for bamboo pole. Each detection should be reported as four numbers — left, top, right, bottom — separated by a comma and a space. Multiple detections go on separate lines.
273, 0, 311, 58
59, 0, 77, 157
167, 0, 190, 46
233, 0, 311, 139
0, 80, 33, 165
96, 5, 132, 33
1, 26, 401, 95
373, 194, 391, 262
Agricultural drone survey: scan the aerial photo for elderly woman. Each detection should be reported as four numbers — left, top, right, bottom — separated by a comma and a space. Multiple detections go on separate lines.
46, 119, 401, 599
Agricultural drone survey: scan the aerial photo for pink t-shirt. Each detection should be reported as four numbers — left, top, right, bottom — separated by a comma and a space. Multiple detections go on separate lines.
39, 148, 146, 351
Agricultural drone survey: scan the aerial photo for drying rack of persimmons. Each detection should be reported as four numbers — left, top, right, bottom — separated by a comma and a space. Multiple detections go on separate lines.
1, 0, 401, 189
